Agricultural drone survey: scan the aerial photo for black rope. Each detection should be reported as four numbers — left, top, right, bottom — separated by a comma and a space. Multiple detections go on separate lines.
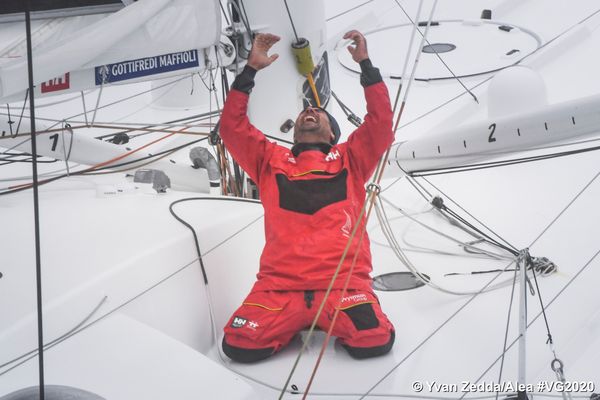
15, 89, 29, 136
387, 176, 518, 259
443, 207, 519, 256
282, 0, 300, 42
412, 174, 519, 256
168, 197, 262, 284
228, 0, 252, 44
422, 177, 525, 255
25, 5, 45, 399
219, 0, 230, 25
527, 255, 554, 345
2, 197, 263, 381
6, 103, 15, 136
444, 268, 517, 277
331, 91, 362, 127
169, 200, 210, 284
0, 155, 58, 165
238, 0, 252, 31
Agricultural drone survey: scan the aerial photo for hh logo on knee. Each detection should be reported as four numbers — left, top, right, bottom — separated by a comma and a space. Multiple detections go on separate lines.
231, 316, 260, 330
231, 316, 248, 328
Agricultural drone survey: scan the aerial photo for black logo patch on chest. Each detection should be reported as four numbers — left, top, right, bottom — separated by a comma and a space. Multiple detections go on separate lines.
275, 169, 348, 215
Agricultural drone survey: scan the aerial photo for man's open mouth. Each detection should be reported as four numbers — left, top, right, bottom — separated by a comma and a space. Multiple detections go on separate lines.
303, 115, 317, 124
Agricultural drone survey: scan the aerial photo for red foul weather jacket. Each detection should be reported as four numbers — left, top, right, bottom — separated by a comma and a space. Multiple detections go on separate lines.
219, 60, 394, 293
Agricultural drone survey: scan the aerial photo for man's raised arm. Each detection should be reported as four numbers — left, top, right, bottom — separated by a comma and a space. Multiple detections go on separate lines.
219, 33, 280, 184
344, 30, 394, 182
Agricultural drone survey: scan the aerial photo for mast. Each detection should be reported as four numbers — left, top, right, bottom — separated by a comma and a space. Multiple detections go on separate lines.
234, 0, 328, 139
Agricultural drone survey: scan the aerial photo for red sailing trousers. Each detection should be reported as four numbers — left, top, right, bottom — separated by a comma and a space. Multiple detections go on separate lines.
223, 289, 394, 360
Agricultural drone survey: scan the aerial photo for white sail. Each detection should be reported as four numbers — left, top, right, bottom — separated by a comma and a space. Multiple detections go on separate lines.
0, 0, 221, 100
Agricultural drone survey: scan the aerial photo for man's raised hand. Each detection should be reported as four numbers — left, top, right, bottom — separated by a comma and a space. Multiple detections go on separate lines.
343, 30, 369, 63
247, 33, 281, 70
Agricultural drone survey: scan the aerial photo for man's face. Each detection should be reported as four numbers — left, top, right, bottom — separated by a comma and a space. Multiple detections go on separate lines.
293, 107, 334, 144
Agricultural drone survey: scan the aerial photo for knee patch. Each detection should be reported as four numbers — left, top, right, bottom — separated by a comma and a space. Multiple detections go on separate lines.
222, 336, 275, 363
341, 303, 379, 330
343, 330, 395, 360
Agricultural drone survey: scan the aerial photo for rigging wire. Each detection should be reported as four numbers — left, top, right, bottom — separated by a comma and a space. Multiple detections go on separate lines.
400, 175, 520, 256
80, 91, 89, 126
238, 0, 252, 31
3, 3, 596, 396
359, 260, 516, 400
278, 184, 376, 398
0, 259, 199, 377
306, 0, 454, 395
282, 0, 300, 42
527, 252, 567, 380
94, 110, 221, 140
454, 164, 600, 397
219, 0, 231, 26
0, 155, 58, 165
44, 75, 191, 132
0, 123, 207, 142
360, 247, 600, 400
390, 0, 424, 118
407, 175, 432, 197
406, 142, 600, 177
495, 267, 519, 400
421, 177, 526, 255
5, 103, 14, 136
90, 68, 107, 126
528, 169, 600, 248
330, 91, 362, 127
360, 13, 600, 392
0, 134, 207, 196
23, 6, 45, 399
394, 6, 600, 134
0, 296, 107, 373
456, 247, 600, 400
384, 164, 599, 296
326, 0, 375, 22
81, 141, 191, 176
228, 0, 253, 51
391, 0, 479, 103
441, 206, 518, 255
0, 75, 193, 155
15, 89, 29, 136
0, 197, 263, 378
